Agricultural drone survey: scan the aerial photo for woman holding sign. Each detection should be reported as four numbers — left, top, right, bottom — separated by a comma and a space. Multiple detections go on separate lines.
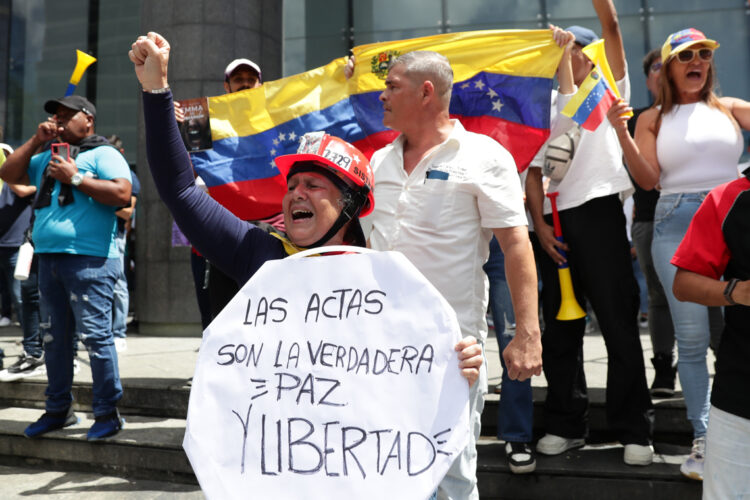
128, 32, 482, 385
607, 28, 750, 480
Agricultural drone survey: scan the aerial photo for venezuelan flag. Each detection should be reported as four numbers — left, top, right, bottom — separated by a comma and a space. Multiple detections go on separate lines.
350, 30, 562, 171
190, 30, 563, 220
560, 39, 629, 131
561, 69, 617, 131
190, 56, 356, 221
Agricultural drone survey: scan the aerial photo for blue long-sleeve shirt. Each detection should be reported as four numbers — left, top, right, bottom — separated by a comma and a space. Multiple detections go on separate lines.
143, 91, 287, 284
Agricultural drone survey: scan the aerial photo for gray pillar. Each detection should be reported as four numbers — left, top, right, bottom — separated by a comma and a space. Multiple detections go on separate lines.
136, 0, 282, 335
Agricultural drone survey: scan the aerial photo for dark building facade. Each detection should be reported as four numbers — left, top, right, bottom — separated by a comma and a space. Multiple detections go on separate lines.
0, 0, 748, 334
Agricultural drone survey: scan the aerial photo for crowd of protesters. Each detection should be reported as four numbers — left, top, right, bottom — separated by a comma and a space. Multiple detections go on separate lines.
0, 0, 748, 497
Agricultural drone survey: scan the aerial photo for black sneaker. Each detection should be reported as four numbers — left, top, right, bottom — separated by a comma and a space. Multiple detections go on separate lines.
650, 353, 676, 398
24, 407, 79, 438
87, 409, 124, 441
0, 352, 45, 382
506, 441, 536, 474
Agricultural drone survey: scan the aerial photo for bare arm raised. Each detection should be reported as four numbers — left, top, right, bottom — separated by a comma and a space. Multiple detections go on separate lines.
593, 0, 626, 81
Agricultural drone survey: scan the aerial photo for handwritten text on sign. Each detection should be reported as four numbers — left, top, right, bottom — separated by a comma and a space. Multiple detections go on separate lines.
183, 251, 469, 500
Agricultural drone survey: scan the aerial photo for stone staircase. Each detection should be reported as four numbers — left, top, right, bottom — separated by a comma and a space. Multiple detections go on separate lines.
0, 378, 704, 498
478, 386, 702, 499
0, 379, 195, 484
0, 329, 705, 499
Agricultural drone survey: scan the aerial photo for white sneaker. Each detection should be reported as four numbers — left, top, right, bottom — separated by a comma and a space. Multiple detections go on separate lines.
114, 338, 127, 353
0, 316, 11, 327
624, 443, 654, 466
680, 437, 705, 481
0, 352, 46, 382
536, 434, 585, 455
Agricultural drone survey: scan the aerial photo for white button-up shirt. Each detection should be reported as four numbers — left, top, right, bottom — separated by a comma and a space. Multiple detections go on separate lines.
363, 120, 527, 341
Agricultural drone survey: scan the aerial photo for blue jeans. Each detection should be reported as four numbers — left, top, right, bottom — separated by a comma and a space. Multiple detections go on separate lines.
20, 256, 42, 358
631, 221, 675, 356
39, 254, 123, 416
112, 234, 128, 338
484, 237, 532, 442
651, 192, 711, 438
0, 246, 22, 324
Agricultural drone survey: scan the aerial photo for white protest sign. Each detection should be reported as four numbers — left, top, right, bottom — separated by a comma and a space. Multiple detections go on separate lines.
183, 250, 469, 500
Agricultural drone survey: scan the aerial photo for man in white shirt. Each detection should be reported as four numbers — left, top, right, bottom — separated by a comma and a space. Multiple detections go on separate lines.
525, 0, 654, 466
364, 50, 542, 500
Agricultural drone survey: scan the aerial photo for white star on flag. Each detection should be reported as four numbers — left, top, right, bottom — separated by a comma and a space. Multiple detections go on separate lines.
461, 82, 470, 89
474, 80, 485, 90
272, 138, 279, 146
487, 88, 498, 99
270, 148, 276, 155
288, 131, 297, 141
278, 132, 286, 141
492, 100, 504, 112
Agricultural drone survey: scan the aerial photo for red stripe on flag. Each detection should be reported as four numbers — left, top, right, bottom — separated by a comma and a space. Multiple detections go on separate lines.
581, 89, 617, 131
453, 115, 550, 172
207, 175, 287, 221
353, 130, 400, 159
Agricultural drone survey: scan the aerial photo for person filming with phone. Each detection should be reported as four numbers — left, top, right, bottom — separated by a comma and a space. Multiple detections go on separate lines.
0, 94, 132, 441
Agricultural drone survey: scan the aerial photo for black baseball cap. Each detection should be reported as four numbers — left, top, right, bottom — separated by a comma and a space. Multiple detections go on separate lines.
44, 95, 97, 118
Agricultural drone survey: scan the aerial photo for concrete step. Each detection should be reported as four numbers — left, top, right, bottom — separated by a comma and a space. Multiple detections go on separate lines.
1, 404, 701, 497
0, 406, 196, 484
483, 387, 693, 443
2, 382, 693, 442
0, 379, 191, 419
477, 439, 702, 500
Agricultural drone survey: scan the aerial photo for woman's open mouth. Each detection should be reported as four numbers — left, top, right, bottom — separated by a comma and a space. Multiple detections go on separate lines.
292, 209, 313, 221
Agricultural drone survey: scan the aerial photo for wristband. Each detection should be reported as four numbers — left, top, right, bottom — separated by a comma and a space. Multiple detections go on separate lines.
723, 278, 740, 306
143, 86, 170, 94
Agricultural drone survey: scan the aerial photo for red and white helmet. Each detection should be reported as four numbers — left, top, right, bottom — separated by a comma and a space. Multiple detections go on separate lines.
275, 132, 374, 217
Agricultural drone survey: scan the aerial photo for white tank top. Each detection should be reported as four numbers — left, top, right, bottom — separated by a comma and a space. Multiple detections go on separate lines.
656, 102, 742, 195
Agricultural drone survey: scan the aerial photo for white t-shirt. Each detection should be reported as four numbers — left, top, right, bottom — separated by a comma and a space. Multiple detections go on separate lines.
656, 102, 742, 195
363, 120, 527, 341
541, 72, 633, 214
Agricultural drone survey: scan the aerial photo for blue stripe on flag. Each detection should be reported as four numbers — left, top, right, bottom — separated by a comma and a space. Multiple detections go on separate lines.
450, 73, 551, 130
570, 80, 607, 125
192, 99, 369, 187
349, 72, 551, 138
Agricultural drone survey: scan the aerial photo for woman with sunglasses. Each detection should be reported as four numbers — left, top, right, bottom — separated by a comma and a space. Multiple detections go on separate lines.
607, 28, 750, 481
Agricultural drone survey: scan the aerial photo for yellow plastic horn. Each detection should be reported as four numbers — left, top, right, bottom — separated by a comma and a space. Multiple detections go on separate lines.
557, 266, 586, 320
65, 50, 97, 96
547, 192, 586, 321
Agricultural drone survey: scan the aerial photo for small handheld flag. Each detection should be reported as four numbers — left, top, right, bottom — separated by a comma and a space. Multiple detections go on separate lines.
561, 39, 631, 130
65, 50, 97, 97
561, 69, 617, 131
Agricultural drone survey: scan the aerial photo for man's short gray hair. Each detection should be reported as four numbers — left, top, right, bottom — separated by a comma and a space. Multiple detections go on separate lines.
390, 51, 453, 105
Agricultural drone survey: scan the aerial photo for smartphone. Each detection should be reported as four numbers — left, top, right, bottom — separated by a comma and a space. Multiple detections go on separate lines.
51, 142, 70, 161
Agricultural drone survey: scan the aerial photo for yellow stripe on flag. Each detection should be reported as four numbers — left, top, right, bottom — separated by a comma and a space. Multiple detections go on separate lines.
209, 57, 351, 141
208, 29, 563, 141
560, 69, 602, 119
350, 29, 562, 94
